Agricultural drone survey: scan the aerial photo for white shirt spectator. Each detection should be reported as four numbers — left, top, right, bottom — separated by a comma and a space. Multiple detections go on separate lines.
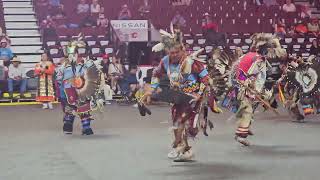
283, 3, 296, 12
77, 1, 89, 14
91, 1, 101, 14
8, 64, 26, 79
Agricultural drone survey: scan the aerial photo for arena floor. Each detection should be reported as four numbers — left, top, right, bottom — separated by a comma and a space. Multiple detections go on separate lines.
0, 104, 320, 180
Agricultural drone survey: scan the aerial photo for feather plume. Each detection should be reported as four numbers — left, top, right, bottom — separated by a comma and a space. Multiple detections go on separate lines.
152, 43, 165, 52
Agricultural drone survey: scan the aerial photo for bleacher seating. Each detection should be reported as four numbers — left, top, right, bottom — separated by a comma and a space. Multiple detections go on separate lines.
0, 0, 5, 32
31, 0, 314, 59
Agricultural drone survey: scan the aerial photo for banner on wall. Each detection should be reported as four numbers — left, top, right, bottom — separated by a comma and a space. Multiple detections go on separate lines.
111, 20, 148, 42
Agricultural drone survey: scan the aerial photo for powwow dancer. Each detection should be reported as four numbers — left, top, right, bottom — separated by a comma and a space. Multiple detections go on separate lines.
228, 33, 287, 146
139, 26, 210, 161
35, 53, 56, 109
55, 37, 101, 135
278, 55, 320, 122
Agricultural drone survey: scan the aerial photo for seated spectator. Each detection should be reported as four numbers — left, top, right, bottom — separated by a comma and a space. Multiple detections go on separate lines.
77, 0, 90, 14
119, 66, 139, 98
310, 39, 320, 56
202, 13, 218, 32
51, 4, 66, 20
80, 15, 97, 27
118, 4, 132, 20
295, 22, 308, 34
138, 0, 151, 18
0, 41, 14, 63
287, 25, 296, 36
90, 0, 101, 16
172, 0, 192, 6
40, 16, 57, 40
0, 27, 11, 46
171, 11, 186, 28
309, 0, 320, 8
282, 0, 296, 13
254, 0, 262, 6
301, 5, 312, 18
274, 18, 286, 39
38, 0, 49, 7
235, 47, 244, 59
48, 0, 61, 15
201, 13, 225, 46
97, 13, 109, 28
108, 56, 123, 94
264, 0, 279, 7
0, 60, 8, 98
49, 0, 60, 7
7, 57, 27, 98
307, 18, 320, 36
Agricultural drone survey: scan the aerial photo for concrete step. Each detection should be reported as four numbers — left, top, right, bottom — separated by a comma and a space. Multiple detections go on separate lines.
7, 30, 40, 37
19, 55, 42, 63
3, 8, 34, 14
4, 15, 37, 22
5, 22, 38, 29
2, 0, 32, 2
3, 2, 32, 8
10, 45, 42, 54
4, 8, 35, 15
10, 37, 42, 46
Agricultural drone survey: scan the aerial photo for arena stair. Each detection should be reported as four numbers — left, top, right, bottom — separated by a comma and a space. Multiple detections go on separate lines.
2, 0, 42, 68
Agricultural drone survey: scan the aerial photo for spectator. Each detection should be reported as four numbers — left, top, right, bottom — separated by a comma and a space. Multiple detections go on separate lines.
171, 11, 186, 27
274, 18, 286, 39
282, 0, 296, 13
96, 13, 109, 28
0, 27, 11, 46
307, 18, 320, 36
48, 0, 61, 15
0, 41, 14, 63
118, 4, 132, 20
202, 13, 225, 46
172, 0, 192, 6
51, 4, 66, 19
310, 0, 320, 8
40, 16, 57, 40
0, 60, 8, 98
80, 15, 96, 27
255, 0, 263, 6
34, 53, 55, 109
235, 47, 244, 59
90, 0, 101, 16
138, 0, 151, 18
49, 0, 60, 7
7, 57, 27, 99
264, 0, 279, 7
37, 0, 49, 7
119, 66, 139, 98
77, 0, 90, 14
202, 13, 218, 32
108, 56, 124, 94
310, 39, 320, 56
295, 21, 308, 34
300, 5, 312, 18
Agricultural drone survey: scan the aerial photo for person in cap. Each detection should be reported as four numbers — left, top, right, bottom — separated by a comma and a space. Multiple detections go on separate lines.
7, 57, 27, 99
118, 4, 132, 20
0, 41, 13, 63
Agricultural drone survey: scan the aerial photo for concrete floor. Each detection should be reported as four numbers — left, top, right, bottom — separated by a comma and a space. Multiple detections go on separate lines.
0, 104, 320, 180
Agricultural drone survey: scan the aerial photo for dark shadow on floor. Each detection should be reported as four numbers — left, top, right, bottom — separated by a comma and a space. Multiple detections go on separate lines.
65, 133, 121, 140
152, 162, 259, 180
238, 145, 320, 158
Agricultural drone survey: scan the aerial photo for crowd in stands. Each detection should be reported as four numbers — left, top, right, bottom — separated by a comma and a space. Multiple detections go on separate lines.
1, 0, 320, 103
